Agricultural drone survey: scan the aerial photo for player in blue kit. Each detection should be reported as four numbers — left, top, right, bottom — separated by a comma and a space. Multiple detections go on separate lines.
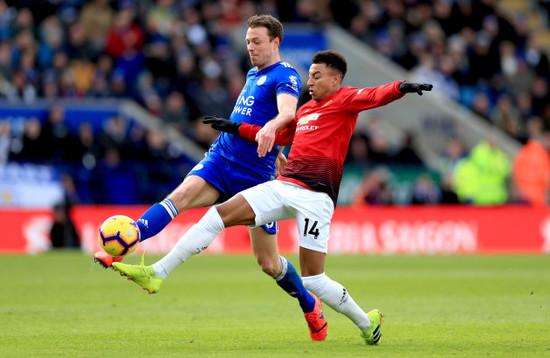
95, 14, 327, 340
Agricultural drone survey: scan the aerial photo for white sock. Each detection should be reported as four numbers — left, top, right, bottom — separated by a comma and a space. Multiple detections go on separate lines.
302, 273, 371, 331
152, 207, 225, 278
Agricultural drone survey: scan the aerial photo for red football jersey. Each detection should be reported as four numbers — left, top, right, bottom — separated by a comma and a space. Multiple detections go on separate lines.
240, 81, 404, 205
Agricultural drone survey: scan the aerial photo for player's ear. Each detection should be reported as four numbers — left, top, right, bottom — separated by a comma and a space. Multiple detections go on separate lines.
272, 36, 280, 49
333, 73, 341, 86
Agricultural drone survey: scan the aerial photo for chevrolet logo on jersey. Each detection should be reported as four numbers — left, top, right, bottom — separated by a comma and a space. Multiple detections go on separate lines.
297, 113, 320, 125
296, 113, 320, 132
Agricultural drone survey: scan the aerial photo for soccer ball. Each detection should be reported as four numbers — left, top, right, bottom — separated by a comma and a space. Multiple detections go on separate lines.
98, 215, 141, 257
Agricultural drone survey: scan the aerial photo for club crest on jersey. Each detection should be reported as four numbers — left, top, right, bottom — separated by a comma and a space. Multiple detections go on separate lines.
257, 75, 267, 85
297, 113, 320, 126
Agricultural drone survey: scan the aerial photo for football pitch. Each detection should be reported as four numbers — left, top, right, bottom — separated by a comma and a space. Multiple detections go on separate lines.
1, 252, 549, 357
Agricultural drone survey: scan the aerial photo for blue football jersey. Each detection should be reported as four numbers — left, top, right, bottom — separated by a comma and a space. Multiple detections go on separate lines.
210, 61, 301, 175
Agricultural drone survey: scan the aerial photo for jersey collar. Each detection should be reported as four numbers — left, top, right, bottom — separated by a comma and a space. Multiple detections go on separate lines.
256, 61, 282, 75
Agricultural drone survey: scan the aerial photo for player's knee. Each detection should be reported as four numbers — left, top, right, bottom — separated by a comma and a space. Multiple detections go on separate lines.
302, 272, 327, 293
256, 256, 279, 277
167, 187, 196, 211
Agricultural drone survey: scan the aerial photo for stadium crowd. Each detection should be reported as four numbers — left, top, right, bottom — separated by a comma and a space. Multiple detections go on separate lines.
0, 0, 549, 207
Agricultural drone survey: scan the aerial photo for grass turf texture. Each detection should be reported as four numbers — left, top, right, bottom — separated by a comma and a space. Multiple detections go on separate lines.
1, 252, 549, 357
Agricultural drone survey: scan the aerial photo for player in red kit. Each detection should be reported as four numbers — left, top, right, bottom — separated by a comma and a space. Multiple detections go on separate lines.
114, 50, 431, 345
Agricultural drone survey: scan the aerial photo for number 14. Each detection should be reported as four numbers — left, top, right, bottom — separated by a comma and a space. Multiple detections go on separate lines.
303, 218, 320, 239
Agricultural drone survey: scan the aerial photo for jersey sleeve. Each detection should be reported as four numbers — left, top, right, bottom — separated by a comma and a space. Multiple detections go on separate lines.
275, 65, 301, 98
239, 120, 297, 146
343, 81, 405, 111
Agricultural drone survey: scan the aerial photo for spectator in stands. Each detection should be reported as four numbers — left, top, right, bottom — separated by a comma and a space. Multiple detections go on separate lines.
93, 147, 137, 204
352, 167, 394, 206
4, 68, 37, 102
79, 0, 114, 56
504, 60, 535, 99
50, 202, 80, 248
439, 136, 467, 178
36, 15, 64, 69
490, 94, 523, 139
10, 117, 48, 162
512, 131, 550, 206
110, 68, 129, 98
0, 120, 10, 163
190, 117, 218, 150
517, 92, 535, 121
144, 37, 176, 97
72, 121, 100, 167
106, 8, 146, 91
345, 132, 370, 165
97, 115, 128, 158
471, 91, 491, 121
453, 154, 478, 204
437, 54, 460, 101
60, 172, 80, 208
367, 126, 394, 164
49, 50, 69, 82
468, 135, 510, 205
105, 8, 145, 59
525, 36, 550, 78
410, 174, 441, 205
123, 122, 149, 161
87, 54, 114, 98
0, 41, 12, 80
530, 76, 550, 117
525, 116, 544, 140
66, 21, 94, 61
41, 72, 59, 99
161, 91, 191, 134
145, 0, 178, 37
439, 172, 460, 204
5, 0, 550, 206
42, 104, 78, 161
393, 131, 424, 166
195, 77, 233, 119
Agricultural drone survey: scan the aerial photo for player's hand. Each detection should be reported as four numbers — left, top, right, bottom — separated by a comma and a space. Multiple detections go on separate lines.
398, 81, 433, 95
275, 151, 287, 176
203, 116, 240, 134
255, 121, 278, 157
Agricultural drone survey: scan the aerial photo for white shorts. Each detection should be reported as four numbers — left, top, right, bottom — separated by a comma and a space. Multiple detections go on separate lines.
240, 180, 335, 253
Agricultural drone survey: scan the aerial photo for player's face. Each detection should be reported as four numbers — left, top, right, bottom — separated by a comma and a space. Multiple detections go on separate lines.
246, 26, 279, 70
307, 63, 341, 102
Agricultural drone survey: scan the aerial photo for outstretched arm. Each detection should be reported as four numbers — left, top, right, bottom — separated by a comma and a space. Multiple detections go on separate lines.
255, 93, 298, 157
346, 81, 432, 110
203, 116, 297, 146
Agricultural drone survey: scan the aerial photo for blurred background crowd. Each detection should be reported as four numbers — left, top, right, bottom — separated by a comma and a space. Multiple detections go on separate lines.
1, 0, 550, 211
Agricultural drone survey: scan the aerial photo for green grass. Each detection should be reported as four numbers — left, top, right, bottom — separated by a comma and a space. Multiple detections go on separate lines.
1, 252, 549, 357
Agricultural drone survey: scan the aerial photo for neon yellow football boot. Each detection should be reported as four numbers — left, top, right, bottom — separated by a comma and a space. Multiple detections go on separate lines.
361, 309, 383, 345
112, 253, 163, 294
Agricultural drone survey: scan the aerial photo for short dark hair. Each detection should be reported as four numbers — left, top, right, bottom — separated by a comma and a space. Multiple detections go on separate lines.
312, 50, 347, 80
247, 14, 284, 43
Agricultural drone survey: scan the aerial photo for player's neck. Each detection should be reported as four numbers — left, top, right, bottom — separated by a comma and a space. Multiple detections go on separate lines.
316, 87, 341, 102
257, 55, 281, 71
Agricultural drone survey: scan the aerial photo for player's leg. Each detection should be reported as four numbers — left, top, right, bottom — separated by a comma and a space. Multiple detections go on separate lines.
95, 152, 226, 267
149, 192, 257, 277
291, 186, 383, 345
245, 183, 327, 340
113, 192, 256, 292
138, 175, 220, 240
300, 248, 381, 344
94, 175, 220, 267
249, 227, 318, 313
